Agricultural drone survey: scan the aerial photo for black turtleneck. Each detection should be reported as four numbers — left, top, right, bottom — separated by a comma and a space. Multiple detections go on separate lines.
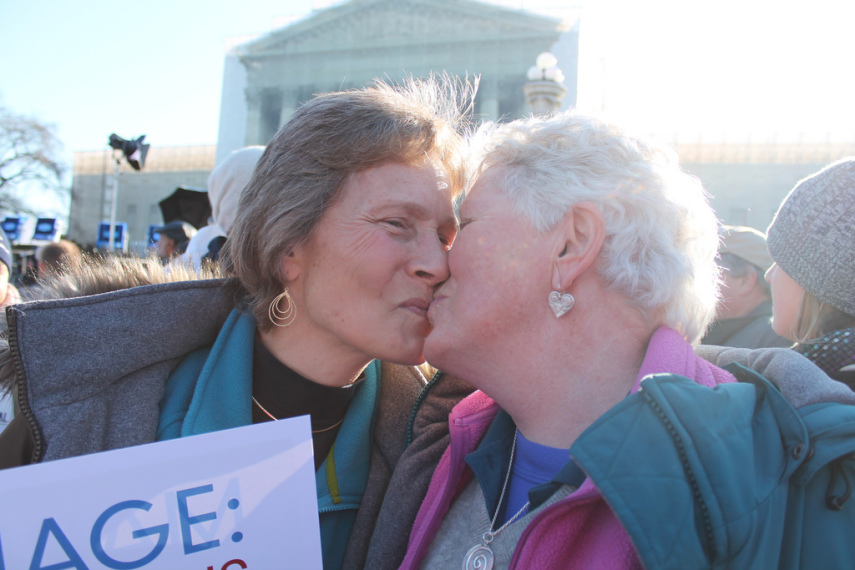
251, 337, 364, 469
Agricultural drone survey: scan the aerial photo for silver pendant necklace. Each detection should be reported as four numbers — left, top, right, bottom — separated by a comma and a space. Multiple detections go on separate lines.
463, 431, 530, 570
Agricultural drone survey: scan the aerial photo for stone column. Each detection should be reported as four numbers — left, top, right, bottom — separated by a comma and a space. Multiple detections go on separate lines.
244, 88, 263, 146
279, 88, 298, 128
478, 79, 499, 121
524, 52, 568, 117
522, 81, 567, 116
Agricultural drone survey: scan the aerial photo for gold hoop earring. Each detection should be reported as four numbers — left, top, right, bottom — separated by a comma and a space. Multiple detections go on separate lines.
268, 289, 297, 327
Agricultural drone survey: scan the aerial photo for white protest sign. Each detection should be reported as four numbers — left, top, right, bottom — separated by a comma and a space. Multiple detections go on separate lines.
0, 415, 322, 570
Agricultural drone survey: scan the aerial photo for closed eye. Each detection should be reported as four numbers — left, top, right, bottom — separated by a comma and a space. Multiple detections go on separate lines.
384, 219, 406, 229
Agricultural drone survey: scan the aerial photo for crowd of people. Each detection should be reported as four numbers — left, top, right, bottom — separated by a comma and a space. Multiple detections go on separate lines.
0, 76, 854, 569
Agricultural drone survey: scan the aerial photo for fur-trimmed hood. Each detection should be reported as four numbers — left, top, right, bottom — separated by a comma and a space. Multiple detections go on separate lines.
20, 254, 223, 302
0, 255, 231, 394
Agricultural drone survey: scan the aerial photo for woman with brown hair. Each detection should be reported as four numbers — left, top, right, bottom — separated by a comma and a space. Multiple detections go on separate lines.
0, 76, 474, 569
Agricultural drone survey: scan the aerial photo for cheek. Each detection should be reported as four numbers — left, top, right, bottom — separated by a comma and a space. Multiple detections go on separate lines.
313, 231, 390, 287
770, 280, 802, 338
772, 303, 796, 339
776, 278, 803, 313
451, 236, 501, 274
445, 281, 504, 340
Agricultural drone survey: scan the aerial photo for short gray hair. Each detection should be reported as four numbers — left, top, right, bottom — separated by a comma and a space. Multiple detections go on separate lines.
221, 75, 474, 330
470, 112, 720, 343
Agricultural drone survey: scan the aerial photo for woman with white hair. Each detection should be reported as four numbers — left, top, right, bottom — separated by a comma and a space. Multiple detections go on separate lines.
398, 113, 855, 569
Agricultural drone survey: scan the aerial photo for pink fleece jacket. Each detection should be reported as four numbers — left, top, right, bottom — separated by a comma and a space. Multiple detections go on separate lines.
400, 327, 736, 570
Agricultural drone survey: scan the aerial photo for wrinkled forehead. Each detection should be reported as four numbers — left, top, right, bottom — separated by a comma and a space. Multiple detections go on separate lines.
341, 156, 453, 199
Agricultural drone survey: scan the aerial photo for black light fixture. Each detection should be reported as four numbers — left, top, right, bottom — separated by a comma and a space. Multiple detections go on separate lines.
108, 133, 150, 170
105, 133, 150, 250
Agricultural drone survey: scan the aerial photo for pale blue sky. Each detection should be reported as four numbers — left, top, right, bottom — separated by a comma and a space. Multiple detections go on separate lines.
2, 0, 854, 215
0, 0, 316, 153
0, 0, 323, 214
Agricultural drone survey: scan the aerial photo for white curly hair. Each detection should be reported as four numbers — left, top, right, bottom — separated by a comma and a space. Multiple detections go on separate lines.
468, 112, 721, 343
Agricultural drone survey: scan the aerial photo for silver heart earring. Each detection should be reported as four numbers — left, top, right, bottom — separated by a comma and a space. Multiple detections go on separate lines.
548, 290, 574, 318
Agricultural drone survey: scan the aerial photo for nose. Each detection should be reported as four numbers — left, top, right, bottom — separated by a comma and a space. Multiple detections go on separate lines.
765, 263, 777, 285
410, 233, 450, 286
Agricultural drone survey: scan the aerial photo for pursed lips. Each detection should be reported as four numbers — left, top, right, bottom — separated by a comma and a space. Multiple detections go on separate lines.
401, 297, 431, 317
427, 293, 447, 314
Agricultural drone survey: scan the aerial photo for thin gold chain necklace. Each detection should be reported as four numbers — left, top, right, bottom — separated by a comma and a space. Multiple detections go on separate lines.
251, 396, 345, 434
463, 431, 530, 570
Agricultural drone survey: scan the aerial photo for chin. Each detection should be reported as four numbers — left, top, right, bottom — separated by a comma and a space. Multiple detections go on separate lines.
379, 340, 426, 366
386, 353, 426, 366
422, 338, 447, 370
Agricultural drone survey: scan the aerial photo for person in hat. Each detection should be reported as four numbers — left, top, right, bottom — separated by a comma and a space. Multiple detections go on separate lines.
0, 230, 20, 435
153, 220, 197, 262
701, 225, 790, 348
176, 146, 265, 272
766, 157, 855, 389
0, 230, 20, 309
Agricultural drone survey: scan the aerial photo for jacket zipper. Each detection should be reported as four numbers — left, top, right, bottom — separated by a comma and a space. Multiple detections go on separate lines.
641, 389, 716, 561
507, 389, 717, 568
318, 502, 361, 514
405, 370, 444, 448
6, 308, 44, 463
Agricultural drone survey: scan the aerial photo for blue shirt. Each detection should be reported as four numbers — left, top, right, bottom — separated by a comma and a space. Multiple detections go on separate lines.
465, 409, 587, 526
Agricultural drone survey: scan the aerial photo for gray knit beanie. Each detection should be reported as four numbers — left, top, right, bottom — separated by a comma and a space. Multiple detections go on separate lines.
766, 157, 855, 317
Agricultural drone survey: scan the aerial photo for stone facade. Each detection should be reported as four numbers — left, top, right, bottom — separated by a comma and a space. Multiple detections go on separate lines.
68, 120, 854, 253
67, 140, 854, 253
676, 142, 855, 232
216, 0, 578, 159
69, 146, 216, 249
66, 0, 853, 251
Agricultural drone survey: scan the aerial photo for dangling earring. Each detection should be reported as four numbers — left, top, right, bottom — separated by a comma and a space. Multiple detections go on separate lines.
548, 290, 574, 318
269, 289, 297, 327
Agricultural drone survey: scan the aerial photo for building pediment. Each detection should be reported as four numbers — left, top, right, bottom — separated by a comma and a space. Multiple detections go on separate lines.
240, 0, 567, 57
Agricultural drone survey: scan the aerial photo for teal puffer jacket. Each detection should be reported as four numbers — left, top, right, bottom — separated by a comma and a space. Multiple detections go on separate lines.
573, 364, 855, 569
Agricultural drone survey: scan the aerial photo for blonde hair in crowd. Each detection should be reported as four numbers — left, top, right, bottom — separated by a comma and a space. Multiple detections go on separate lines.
793, 292, 855, 342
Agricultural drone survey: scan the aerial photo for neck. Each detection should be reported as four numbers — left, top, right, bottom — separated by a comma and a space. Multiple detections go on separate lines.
478, 286, 655, 449
259, 323, 370, 388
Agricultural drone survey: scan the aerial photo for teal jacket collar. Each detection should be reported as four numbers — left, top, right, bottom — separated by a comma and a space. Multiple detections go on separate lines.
157, 308, 380, 570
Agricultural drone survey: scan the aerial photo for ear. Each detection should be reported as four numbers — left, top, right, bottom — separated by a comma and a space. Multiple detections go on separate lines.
731, 268, 758, 296
278, 245, 302, 285
551, 202, 606, 291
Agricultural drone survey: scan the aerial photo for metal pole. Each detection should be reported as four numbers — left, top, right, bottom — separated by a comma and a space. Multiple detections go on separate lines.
108, 156, 119, 250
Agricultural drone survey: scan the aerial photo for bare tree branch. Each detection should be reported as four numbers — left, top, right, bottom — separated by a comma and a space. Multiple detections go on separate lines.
0, 105, 68, 215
